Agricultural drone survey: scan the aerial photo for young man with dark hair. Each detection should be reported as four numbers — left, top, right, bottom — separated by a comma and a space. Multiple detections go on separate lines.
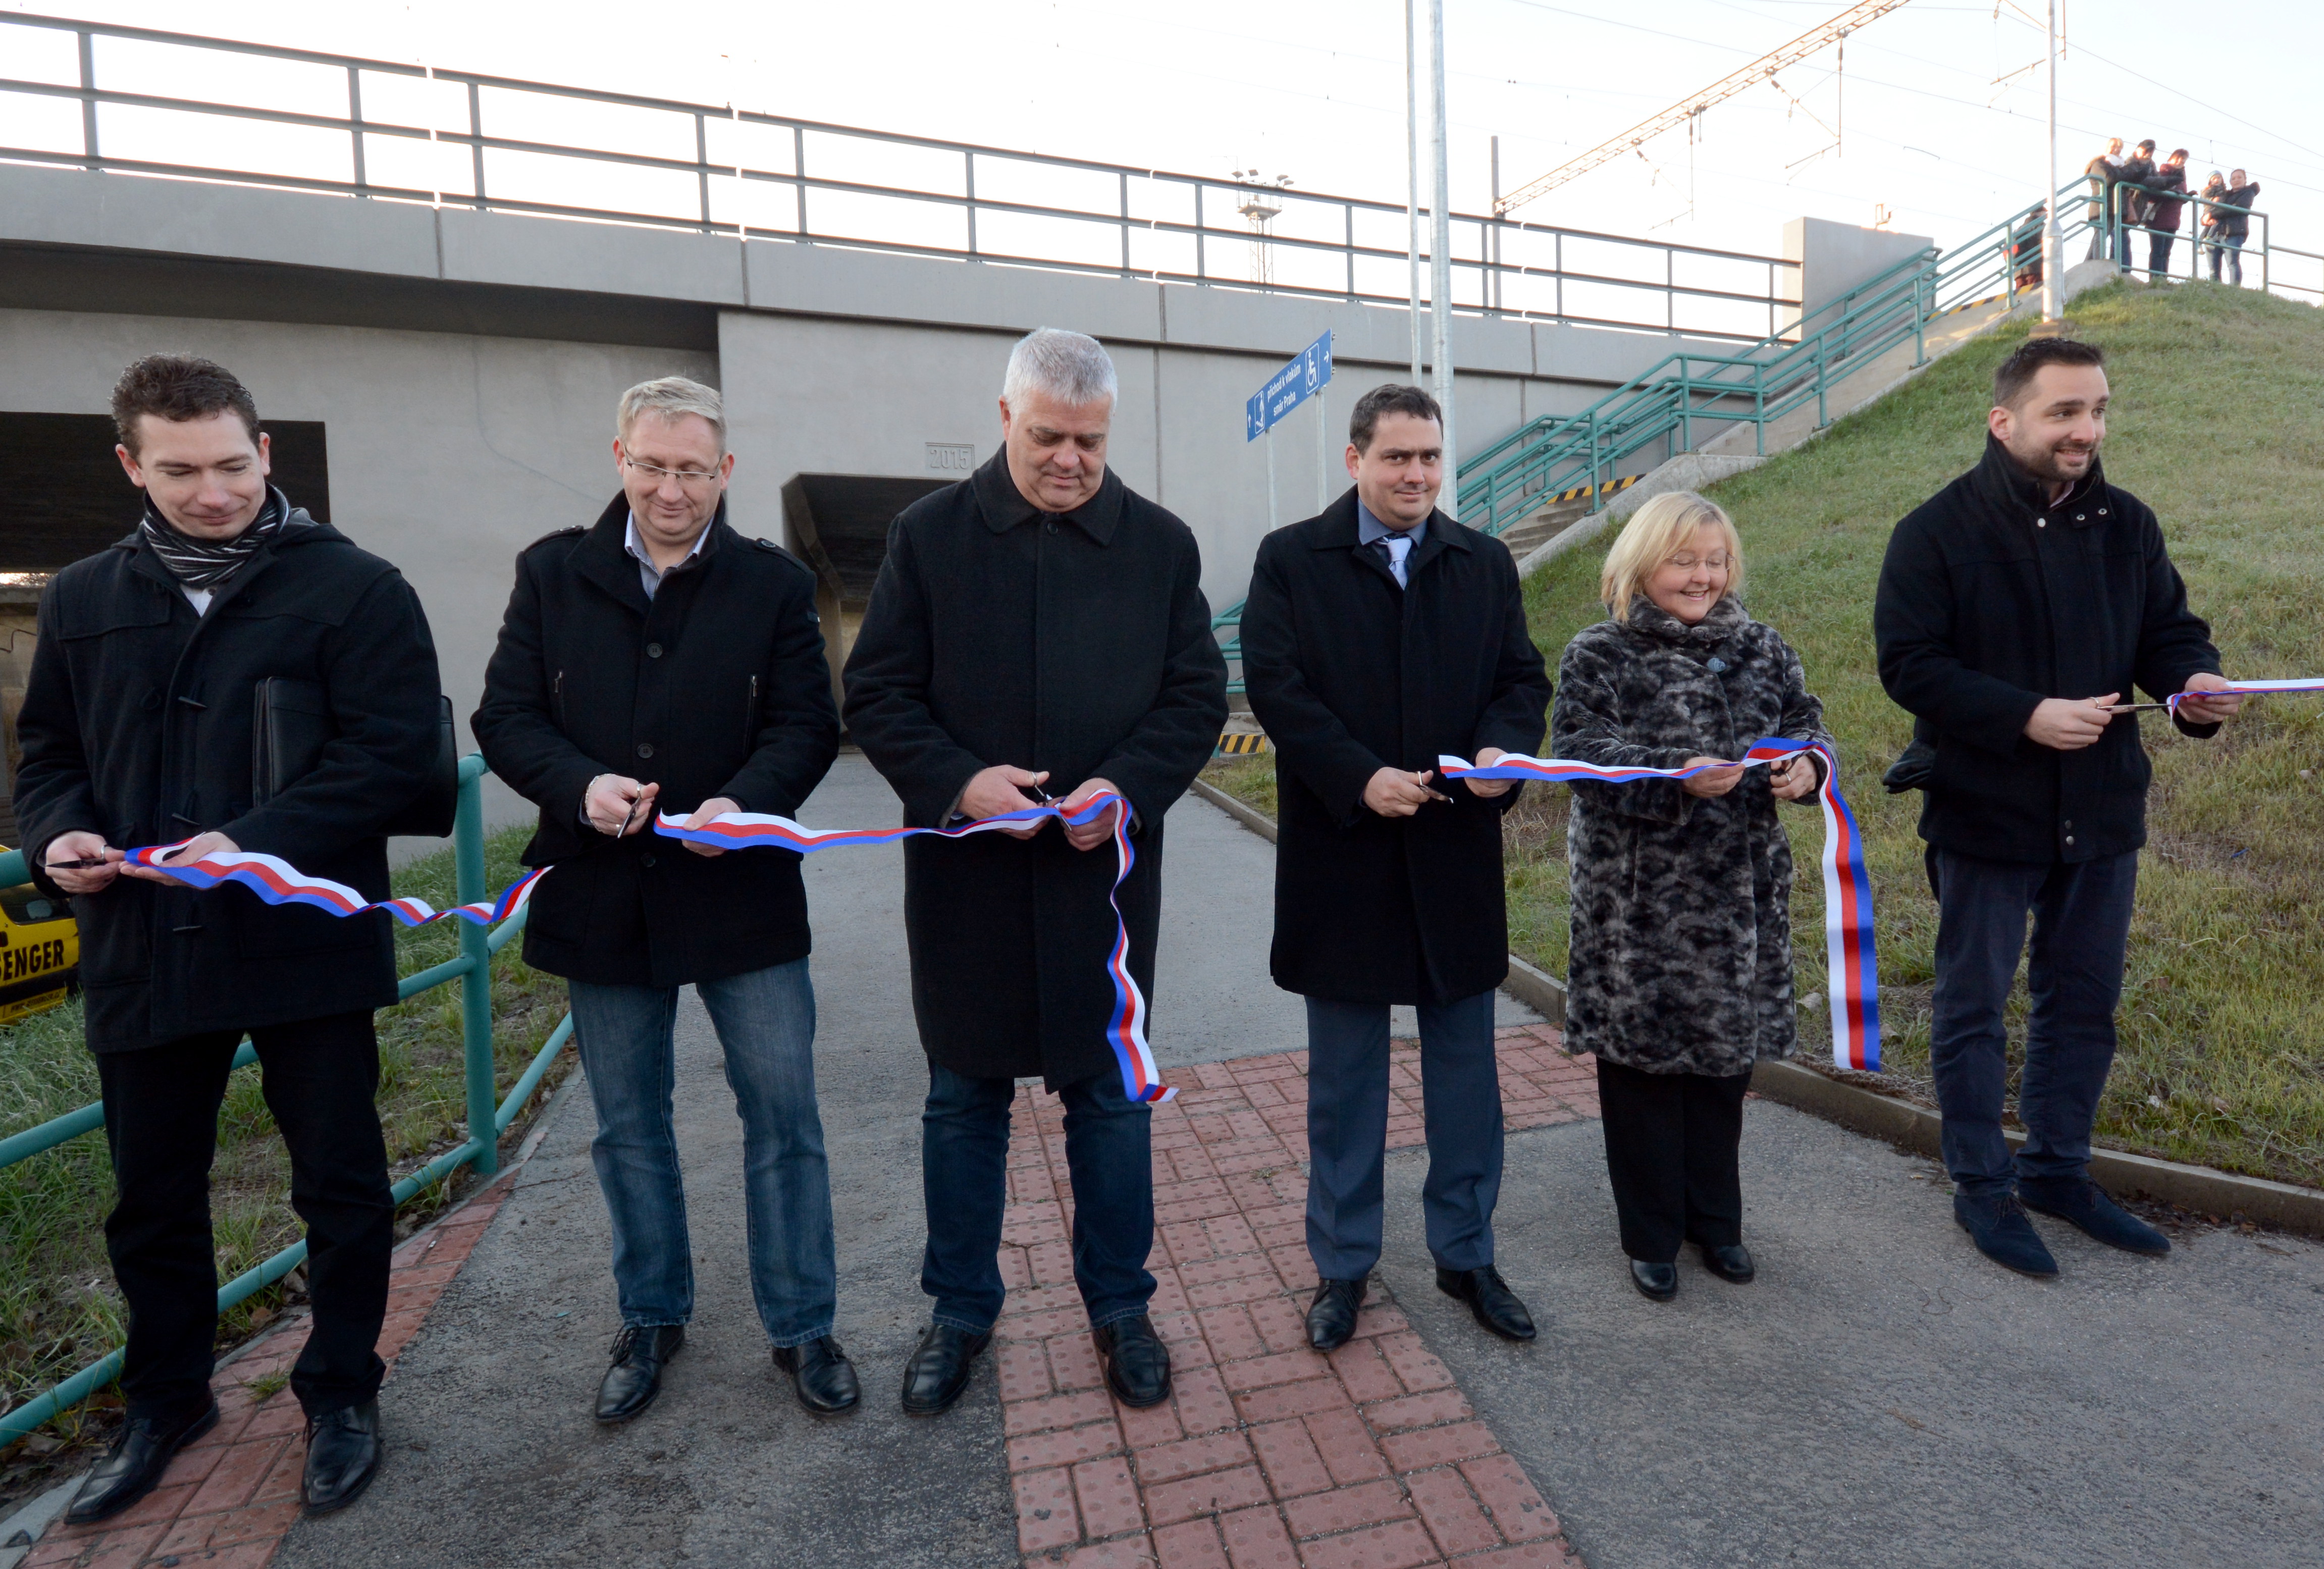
2112, 140, 2156, 271
15, 354, 444, 1521
1239, 384, 1551, 1351
1875, 337, 2240, 1279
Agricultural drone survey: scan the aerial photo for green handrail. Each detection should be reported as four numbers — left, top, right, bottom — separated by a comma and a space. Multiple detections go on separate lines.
0, 753, 570, 1449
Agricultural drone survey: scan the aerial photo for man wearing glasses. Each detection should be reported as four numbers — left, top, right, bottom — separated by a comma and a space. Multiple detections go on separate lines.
474, 378, 849, 1425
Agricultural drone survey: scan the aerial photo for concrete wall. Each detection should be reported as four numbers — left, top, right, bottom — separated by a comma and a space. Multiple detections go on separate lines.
1781, 217, 1936, 331
0, 306, 715, 825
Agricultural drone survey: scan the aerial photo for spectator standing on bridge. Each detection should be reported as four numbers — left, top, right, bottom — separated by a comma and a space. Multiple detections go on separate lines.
2112, 140, 2156, 273
473, 378, 853, 1425
1875, 337, 2241, 1279
2083, 138, 2124, 262
844, 329, 1226, 1417
2209, 170, 2259, 285
1240, 384, 1551, 1349
1551, 493, 1830, 1303
2140, 149, 2191, 280
15, 355, 444, 1522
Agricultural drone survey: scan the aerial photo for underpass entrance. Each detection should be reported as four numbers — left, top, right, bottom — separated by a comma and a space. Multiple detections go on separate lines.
780, 473, 950, 722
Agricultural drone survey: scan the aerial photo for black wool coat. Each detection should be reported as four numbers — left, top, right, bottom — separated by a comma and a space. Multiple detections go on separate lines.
14, 503, 443, 1052
473, 497, 839, 987
1553, 596, 1830, 1077
1875, 438, 2221, 865
842, 453, 1227, 1087
1240, 491, 1550, 1006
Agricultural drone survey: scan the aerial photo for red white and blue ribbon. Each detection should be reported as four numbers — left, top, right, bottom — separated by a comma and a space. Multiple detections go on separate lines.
652, 791, 1173, 1104
124, 844, 547, 928
1441, 738, 1882, 1073
2165, 678, 2324, 711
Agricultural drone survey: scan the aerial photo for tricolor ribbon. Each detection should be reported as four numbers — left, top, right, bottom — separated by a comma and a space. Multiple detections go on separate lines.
123, 844, 547, 928
1440, 738, 1882, 1074
2165, 678, 2324, 710
654, 790, 1172, 1104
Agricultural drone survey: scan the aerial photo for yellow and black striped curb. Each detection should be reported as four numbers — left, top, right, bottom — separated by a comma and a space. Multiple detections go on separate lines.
1214, 731, 1270, 756
1937, 290, 2011, 319
1536, 474, 1642, 508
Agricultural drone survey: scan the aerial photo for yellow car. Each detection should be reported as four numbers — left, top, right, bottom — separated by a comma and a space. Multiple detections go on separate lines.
0, 877, 77, 1026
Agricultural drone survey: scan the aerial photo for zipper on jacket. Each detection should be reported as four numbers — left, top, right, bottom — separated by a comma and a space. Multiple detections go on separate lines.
745, 674, 761, 750
553, 669, 567, 727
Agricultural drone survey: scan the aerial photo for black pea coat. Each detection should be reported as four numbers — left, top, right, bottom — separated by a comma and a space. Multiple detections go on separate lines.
13, 503, 443, 1053
1240, 490, 1550, 1007
1552, 596, 1831, 1077
1875, 438, 2221, 865
841, 453, 1227, 1088
472, 497, 839, 988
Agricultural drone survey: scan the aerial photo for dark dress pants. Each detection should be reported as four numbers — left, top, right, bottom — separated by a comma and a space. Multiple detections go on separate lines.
2147, 233, 2176, 277
1594, 1057, 1752, 1263
96, 1011, 393, 1423
1929, 848, 2137, 1200
919, 1063, 1155, 1333
1304, 991, 1502, 1282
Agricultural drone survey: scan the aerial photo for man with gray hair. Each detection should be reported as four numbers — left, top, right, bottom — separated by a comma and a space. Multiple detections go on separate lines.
847, 328, 1227, 1417
476, 376, 853, 1424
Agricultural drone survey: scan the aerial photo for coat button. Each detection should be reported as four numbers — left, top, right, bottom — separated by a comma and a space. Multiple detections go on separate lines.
2037, 518, 2047, 528
647, 643, 663, 658
637, 742, 654, 759
141, 691, 164, 711
2063, 819, 2073, 830
641, 854, 656, 868
2064, 834, 2076, 846
2075, 514, 2086, 521
1044, 520, 1059, 535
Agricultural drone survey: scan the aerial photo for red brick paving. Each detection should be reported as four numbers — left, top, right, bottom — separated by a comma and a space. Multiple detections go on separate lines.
24, 1177, 515, 1569
1006, 1024, 1594, 1567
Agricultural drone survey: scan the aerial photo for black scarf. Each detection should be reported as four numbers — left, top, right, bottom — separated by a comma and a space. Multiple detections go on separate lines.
138, 488, 301, 592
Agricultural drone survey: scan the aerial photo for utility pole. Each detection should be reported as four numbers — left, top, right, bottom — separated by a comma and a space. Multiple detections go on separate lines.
1405, 0, 1424, 385
2040, 0, 2062, 324
1429, 0, 1456, 512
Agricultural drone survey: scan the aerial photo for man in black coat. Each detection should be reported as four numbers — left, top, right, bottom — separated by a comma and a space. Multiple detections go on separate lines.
473, 378, 850, 1423
15, 355, 443, 1522
1239, 384, 1551, 1353
2112, 140, 2156, 272
844, 328, 1226, 1417
1876, 337, 2240, 1279
2141, 148, 2191, 279
2209, 168, 2259, 285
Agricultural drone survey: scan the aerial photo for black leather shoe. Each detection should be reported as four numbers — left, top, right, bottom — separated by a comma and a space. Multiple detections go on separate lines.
1305, 1278, 1368, 1352
65, 1399, 219, 1525
1699, 1242, 1756, 1284
300, 1400, 381, 1516
1436, 1266, 1537, 1342
772, 1336, 861, 1415
1629, 1261, 1678, 1302
2018, 1176, 2170, 1257
595, 1324, 684, 1424
1954, 1191, 2060, 1278
900, 1323, 990, 1417
1091, 1315, 1173, 1408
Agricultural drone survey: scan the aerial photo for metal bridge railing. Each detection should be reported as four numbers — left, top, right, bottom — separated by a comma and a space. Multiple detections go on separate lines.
0, 11, 1793, 344
0, 753, 571, 1450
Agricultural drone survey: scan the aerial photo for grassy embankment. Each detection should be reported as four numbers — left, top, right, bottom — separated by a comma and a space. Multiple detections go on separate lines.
1208, 279, 2324, 1189
0, 824, 568, 1458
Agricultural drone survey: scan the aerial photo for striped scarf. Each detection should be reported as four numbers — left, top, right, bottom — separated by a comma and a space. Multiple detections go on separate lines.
138, 489, 301, 591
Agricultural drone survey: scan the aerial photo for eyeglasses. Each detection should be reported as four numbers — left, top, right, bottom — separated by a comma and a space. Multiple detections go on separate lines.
623, 455, 723, 488
1665, 554, 1732, 571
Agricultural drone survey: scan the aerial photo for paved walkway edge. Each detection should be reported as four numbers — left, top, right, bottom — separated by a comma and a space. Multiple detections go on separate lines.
1185, 782, 1566, 1027
1750, 1059, 2324, 1236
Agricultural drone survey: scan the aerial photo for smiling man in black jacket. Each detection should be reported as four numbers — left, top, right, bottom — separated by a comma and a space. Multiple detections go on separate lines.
16, 355, 443, 1523
1875, 337, 2240, 1278
474, 377, 848, 1425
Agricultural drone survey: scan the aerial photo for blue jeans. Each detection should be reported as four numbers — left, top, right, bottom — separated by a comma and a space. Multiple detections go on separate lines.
1304, 991, 1502, 1281
920, 1063, 1154, 1334
1928, 850, 2137, 1200
566, 958, 837, 1347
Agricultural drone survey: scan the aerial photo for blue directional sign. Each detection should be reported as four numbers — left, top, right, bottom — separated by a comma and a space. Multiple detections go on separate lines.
1245, 330, 1334, 441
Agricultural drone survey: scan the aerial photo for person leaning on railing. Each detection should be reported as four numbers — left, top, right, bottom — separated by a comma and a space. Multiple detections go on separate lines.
471, 377, 851, 1426
1549, 492, 1832, 1305
2083, 137, 2124, 263
2139, 149, 2192, 281
13, 355, 445, 1524
2112, 140, 2156, 274
2209, 170, 2259, 287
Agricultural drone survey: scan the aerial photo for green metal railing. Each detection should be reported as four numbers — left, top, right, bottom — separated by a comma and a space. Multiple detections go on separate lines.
1211, 184, 2302, 691
0, 753, 570, 1449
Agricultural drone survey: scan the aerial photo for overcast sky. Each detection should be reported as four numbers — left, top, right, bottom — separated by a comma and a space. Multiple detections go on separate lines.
7, 0, 2319, 302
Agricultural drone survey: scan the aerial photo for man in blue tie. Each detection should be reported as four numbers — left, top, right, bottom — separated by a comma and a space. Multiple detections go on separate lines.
1238, 384, 1552, 1351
